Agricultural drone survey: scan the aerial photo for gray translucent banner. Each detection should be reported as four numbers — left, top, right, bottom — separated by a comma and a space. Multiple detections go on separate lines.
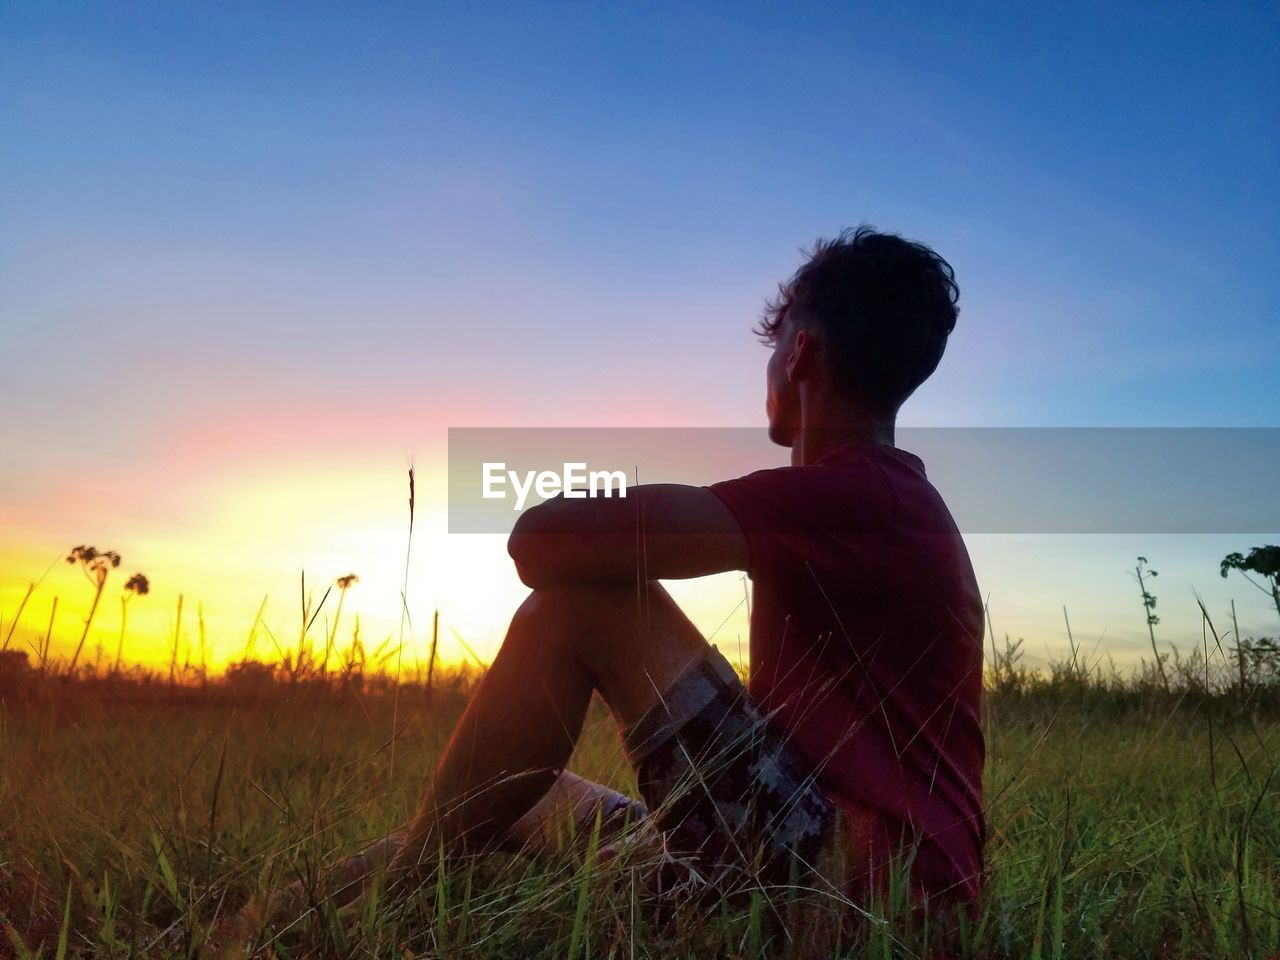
447, 427, 1279, 534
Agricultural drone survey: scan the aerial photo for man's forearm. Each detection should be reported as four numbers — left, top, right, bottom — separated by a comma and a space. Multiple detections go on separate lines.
506, 483, 749, 586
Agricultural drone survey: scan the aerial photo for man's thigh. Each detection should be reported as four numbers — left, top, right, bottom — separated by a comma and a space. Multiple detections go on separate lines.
533, 580, 712, 731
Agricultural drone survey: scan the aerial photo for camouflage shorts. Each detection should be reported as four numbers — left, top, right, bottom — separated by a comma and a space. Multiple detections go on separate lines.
621, 645, 837, 889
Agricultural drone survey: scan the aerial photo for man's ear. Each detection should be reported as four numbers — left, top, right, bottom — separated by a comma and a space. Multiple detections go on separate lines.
785, 328, 812, 382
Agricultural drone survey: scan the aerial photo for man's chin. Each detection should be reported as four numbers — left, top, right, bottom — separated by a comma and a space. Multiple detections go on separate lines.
767, 423, 795, 448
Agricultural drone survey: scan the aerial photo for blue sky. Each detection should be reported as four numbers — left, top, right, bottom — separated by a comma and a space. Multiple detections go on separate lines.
1, 1, 1276, 668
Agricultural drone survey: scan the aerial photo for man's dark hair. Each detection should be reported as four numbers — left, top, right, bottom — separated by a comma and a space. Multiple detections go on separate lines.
755, 225, 960, 414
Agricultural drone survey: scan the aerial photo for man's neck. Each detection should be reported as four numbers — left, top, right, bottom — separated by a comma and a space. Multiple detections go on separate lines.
790, 398, 896, 467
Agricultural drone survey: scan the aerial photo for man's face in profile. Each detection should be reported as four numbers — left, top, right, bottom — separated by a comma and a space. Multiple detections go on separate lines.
765, 311, 800, 447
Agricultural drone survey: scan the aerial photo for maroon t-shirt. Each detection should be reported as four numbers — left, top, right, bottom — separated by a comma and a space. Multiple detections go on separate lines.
707, 443, 985, 902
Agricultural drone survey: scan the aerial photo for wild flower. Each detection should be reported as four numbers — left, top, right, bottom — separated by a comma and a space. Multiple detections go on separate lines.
65, 545, 122, 677
327, 573, 360, 678
115, 573, 151, 673
1132, 556, 1166, 689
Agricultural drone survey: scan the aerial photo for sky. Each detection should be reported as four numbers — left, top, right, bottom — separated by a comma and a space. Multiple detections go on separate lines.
1, 1, 1277, 674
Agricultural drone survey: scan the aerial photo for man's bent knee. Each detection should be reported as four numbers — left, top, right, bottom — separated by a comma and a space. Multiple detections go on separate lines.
511, 582, 689, 634
505, 583, 658, 657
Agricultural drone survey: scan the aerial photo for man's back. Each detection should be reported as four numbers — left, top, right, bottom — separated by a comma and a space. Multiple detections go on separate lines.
709, 442, 985, 901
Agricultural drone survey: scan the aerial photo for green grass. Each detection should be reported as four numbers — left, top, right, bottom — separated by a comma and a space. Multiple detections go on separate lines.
2, 663, 1278, 959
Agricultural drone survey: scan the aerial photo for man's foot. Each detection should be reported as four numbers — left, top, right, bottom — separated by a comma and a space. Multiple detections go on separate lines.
506, 770, 648, 857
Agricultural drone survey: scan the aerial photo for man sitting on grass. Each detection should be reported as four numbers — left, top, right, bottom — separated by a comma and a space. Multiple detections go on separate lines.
229, 225, 985, 950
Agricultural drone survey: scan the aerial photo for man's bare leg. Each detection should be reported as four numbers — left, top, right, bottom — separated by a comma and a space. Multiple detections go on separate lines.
389, 582, 709, 887
215, 581, 707, 949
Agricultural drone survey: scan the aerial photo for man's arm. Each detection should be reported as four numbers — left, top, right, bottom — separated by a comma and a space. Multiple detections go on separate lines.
506, 483, 749, 589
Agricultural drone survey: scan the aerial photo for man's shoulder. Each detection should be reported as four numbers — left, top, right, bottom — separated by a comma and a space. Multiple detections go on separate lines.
707, 448, 900, 538
708, 444, 968, 545
815, 443, 928, 479
712, 445, 929, 502
718, 443, 906, 484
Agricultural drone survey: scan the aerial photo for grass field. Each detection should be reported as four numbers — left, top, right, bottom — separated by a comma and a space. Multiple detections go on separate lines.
2, 634, 1278, 960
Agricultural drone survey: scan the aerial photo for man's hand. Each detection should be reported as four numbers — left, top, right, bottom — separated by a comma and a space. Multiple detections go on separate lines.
506, 483, 749, 588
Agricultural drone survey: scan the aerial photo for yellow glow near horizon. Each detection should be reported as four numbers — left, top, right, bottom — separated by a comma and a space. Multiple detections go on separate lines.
0, 553, 754, 676
0, 457, 756, 675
